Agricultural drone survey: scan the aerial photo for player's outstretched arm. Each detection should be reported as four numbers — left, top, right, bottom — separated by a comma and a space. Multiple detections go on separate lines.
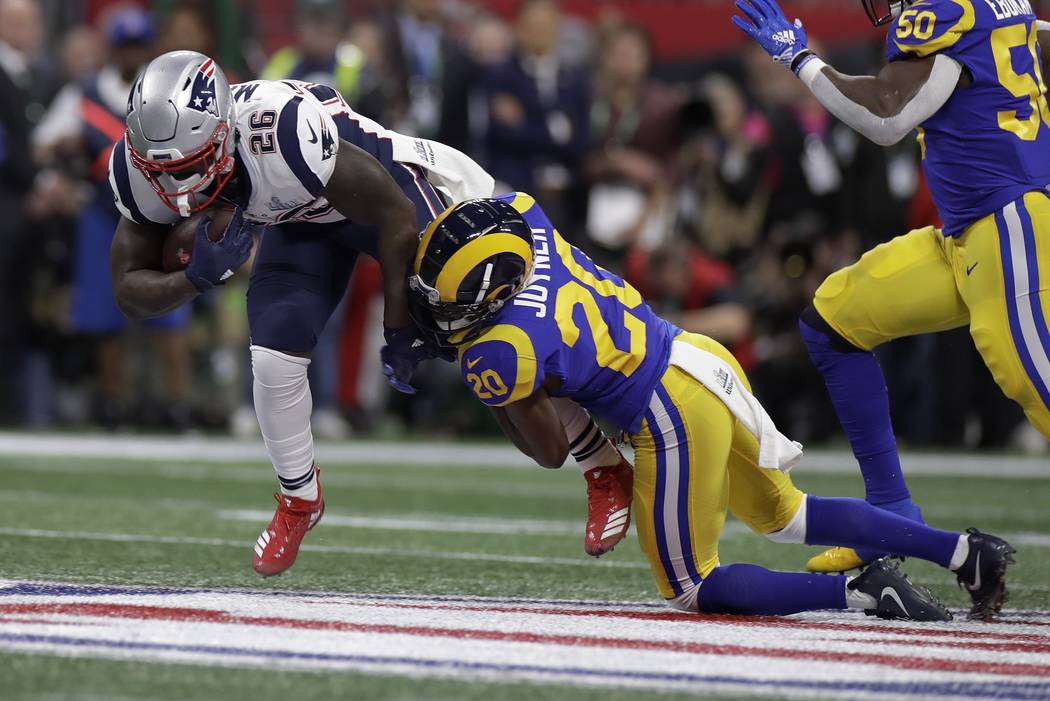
799, 55, 962, 146
110, 217, 199, 320
322, 139, 418, 330
491, 389, 570, 469
732, 0, 962, 146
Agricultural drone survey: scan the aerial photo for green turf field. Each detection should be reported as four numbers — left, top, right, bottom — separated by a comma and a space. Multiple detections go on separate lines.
0, 443, 1047, 700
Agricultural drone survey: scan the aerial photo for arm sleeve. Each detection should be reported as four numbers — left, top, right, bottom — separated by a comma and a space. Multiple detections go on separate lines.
459, 325, 544, 407
799, 54, 962, 146
274, 95, 339, 198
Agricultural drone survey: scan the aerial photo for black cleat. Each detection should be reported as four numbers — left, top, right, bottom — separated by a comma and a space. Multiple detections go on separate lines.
849, 557, 952, 622
953, 528, 1016, 621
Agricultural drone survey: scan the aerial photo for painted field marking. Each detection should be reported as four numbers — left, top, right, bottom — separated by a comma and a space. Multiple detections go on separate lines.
215, 509, 755, 539
0, 527, 649, 570
0, 432, 1046, 478
2, 582, 1050, 700
3, 601, 1049, 676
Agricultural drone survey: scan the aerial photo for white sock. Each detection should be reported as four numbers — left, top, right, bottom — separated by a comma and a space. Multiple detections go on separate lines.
550, 397, 621, 472
844, 578, 877, 610
251, 345, 318, 501
948, 534, 970, 571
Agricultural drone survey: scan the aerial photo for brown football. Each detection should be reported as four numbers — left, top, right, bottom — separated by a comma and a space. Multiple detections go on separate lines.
161, 206, 237, 273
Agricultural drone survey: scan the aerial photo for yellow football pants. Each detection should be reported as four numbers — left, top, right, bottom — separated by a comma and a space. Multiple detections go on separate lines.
814, 191, 1050, 438
630, 332, 804, 600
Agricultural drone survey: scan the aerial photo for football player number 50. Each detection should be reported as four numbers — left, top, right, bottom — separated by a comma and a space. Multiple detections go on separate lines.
895, 10, 937, 40
992, 23, 1050, 141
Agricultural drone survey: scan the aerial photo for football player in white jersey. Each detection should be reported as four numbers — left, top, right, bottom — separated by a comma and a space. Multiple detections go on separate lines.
108, 51, 634, 576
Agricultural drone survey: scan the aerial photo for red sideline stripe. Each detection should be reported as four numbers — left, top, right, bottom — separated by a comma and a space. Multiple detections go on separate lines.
836, 636, 1050, 654
364, 601, 1050, 645
2, 603, 1047, 678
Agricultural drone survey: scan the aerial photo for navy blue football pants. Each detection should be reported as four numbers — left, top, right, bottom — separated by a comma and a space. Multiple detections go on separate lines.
247, 164, 446, 353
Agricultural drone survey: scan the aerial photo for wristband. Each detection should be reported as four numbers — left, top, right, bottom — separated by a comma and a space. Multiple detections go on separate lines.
791, 49, 817, 76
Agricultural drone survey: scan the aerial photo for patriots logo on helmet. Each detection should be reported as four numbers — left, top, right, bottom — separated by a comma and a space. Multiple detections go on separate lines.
187, 59, 220, 118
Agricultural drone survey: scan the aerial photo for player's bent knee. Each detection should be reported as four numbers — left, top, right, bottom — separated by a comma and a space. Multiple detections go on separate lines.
668, 583, 702, 613
251, 345, 311, 393
800, 304, 865, 354
765, 493, 808, 544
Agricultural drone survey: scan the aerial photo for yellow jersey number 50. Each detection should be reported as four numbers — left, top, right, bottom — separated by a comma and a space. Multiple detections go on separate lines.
993, 22, 1050, 141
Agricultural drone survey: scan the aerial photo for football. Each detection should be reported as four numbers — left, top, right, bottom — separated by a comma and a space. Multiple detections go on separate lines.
161, 206, 237, 273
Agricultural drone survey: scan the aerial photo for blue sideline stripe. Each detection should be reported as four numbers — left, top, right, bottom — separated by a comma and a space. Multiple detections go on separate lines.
1, 633, 1048, 699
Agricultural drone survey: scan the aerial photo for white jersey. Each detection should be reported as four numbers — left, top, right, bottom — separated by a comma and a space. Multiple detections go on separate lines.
109, 79, 493, 227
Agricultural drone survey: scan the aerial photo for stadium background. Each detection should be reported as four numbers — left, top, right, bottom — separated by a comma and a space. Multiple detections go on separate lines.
0, 0, 1047, 455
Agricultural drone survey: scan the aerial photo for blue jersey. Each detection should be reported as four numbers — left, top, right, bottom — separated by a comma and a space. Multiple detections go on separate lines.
886, 0, 1050, 235
457, 193, 678, 433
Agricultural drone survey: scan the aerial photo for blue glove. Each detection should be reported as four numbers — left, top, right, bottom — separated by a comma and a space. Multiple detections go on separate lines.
380, 325, 439, 394
185, 207, 255, 292
732, 0, 814, 73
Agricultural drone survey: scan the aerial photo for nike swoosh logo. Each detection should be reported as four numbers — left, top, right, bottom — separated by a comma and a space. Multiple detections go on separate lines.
881, 586, 909, 617
306, 121, 318, 144
968, 552, 982, 591
466, 357, 482, 369
966, 262, 979, 276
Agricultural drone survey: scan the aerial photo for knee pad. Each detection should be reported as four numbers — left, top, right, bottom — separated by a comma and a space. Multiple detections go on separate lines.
251, 345, 310, 397
800, 304, 864, 354
765, 494, 808, 544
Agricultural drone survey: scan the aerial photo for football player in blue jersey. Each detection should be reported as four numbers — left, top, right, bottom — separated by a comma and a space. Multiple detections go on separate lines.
408, 193, 1016, 620
734, 0, 1049, 574
108, 51, 632, 576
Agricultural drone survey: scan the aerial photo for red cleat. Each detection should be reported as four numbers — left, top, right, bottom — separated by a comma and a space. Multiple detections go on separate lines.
584, 457, 634, 557
252, 468, 324, 577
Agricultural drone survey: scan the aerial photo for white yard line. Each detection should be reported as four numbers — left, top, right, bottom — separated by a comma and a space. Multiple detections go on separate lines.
0, 527, 649, 570
215, 509, 754, 539
0, 432, 1047, 478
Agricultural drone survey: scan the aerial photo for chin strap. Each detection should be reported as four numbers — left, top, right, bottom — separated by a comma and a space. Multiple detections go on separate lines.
176, 193, 191, 217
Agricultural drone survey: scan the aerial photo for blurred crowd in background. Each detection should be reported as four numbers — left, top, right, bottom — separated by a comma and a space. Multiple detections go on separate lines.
0, 0, 1046, 452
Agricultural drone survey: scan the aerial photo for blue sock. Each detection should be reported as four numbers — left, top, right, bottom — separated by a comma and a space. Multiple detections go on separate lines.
799, 312, 921, 526
805, 496, 957, 568
696, 563, 847, 615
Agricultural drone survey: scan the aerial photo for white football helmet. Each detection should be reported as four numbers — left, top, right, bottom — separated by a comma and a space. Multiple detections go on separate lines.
125, 50, 236, 216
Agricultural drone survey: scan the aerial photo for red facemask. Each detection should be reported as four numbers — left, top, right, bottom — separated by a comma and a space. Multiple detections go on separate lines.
127, 122, 235, 216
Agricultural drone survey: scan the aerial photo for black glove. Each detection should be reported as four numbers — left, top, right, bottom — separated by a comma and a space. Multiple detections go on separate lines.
380, 325, 440, 394
185, 207, 254, 292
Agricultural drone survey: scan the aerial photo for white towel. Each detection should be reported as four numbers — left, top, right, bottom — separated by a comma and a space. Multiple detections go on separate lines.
390, 133, 496, 203
668, 340, 804, 473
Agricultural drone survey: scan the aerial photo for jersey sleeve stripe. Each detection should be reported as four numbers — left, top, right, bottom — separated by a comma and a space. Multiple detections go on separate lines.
109, 138, 148, 224
305, 84, 339, 103
276, 96, 324, 197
